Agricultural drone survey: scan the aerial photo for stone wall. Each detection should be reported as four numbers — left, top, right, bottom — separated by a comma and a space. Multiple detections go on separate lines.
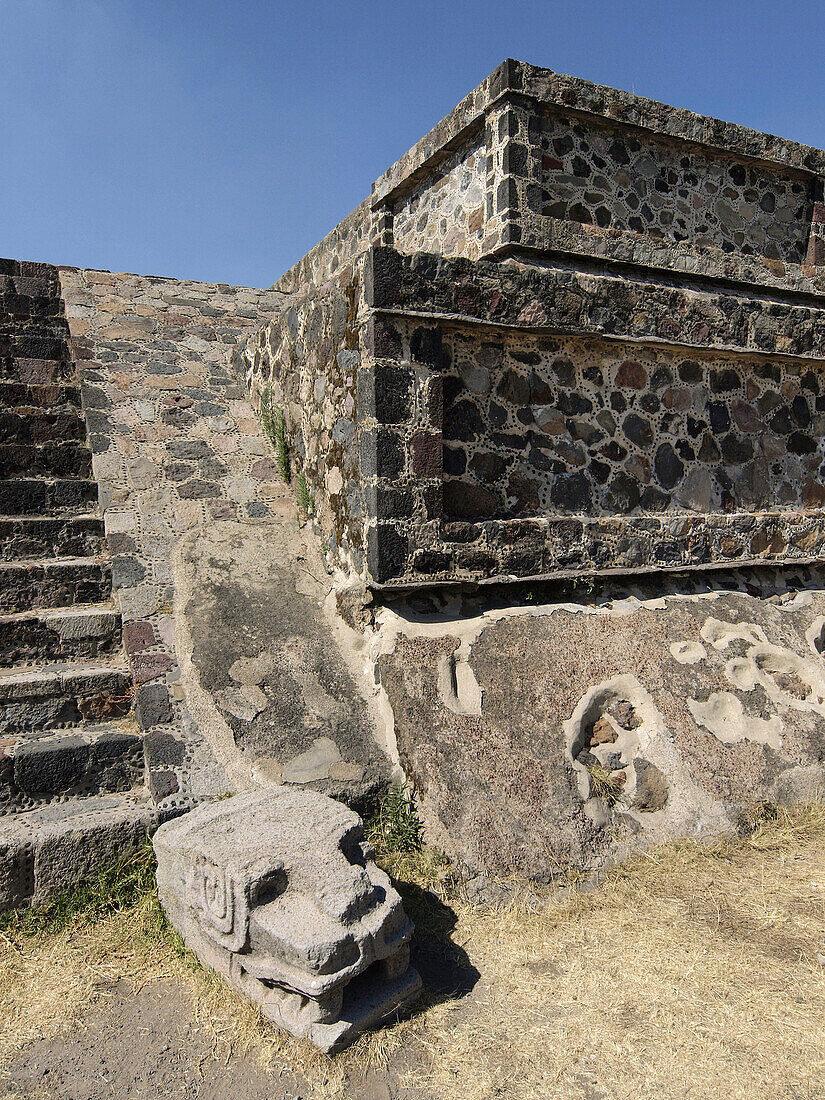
356, 246, 825, 585
483, 62, 825, 294
439, 328, 825, 521
392, 130, 487, 260
535, 108, 817, 264
59, 268, 283, 806
251, 60, 825, 590
237, 270, 367, 576
503, 97, 825, 279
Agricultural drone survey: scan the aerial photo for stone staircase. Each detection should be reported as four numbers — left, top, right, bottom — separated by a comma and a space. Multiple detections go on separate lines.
0, 261, 153, 906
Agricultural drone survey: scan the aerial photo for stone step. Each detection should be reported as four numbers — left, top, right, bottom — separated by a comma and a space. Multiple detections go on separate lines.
0, 295, 63, 323
0, 409, 86, 445
0, 557, 112, 613
0, 381, 81, 410
0, 440, 92, 478
0, 604, 122, 664
0, 357, 74, 386
0, 336, 71, 365
0, 722, 144, 812
0, 660, 132, 733
0, 514, 105, 561
0, 478, 100, 516
0, 790, 158, 909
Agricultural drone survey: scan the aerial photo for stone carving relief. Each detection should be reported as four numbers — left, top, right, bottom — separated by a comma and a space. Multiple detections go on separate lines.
153, 786, 422, 1053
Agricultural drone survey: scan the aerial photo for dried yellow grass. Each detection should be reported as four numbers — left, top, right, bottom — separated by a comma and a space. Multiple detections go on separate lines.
1, 806, 824, 1100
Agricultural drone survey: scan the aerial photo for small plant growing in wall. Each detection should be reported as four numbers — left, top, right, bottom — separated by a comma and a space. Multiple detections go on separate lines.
296, 471, 314, 517
586, 762, 625, 807
367, 784, 423, 854
259, 387, 291, 483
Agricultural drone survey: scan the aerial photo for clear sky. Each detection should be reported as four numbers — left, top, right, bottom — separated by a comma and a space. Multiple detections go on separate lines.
2, 0, 824, 288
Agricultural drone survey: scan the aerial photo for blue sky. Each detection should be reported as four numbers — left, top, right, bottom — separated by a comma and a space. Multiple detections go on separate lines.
2, 0, 824, 287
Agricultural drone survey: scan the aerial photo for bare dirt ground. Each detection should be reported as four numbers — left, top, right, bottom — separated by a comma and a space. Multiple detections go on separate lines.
2, 807, 825, 1100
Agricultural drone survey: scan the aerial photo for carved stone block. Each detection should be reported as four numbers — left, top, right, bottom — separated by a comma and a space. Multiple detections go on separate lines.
152, 785, 421, 1053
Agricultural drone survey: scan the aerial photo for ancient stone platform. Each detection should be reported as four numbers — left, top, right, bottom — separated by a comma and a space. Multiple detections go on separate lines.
7, 57, 825, 915
240, 59, 825, 589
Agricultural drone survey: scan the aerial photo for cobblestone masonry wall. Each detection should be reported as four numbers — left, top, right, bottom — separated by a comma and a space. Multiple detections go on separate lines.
392, 130, 487, 260
486, 63, 825, 292
357, 247, 825, 585
372, 60, 825, 295
236, 271, 366, 576
59, 268, 283, 807
535, 109, 819, 263
438, 329, 825, 521
242, 60, 825, 588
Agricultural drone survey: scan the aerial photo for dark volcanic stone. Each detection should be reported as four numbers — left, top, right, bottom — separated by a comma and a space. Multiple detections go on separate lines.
374, 363, 414, 422
444, 399, 485, 442
769, 407, 794, 434
678, 360, 703, 384
507, 470, 541, 513
721, 435, 754, 463
698, 434, 721, 462
615, 360, 647, 389
443, 446, 467, 475
551, 471, 592, 511
471, 452, 507, 482
788, 431, 817, 455
792, 395, 811, 428
369, 524, 409, 583
135, 683, 173, 730
654, 443, 684, 489
443, 480, 503, 519
622, 412, 654, 448
558, 392, 592, 416
710, 369, 740, 393
640, 485, 671, 510
551, 358, 575, 386
604, 473, 641, 513
707, 402, 730, 433
496, 369, 530, 405
14, 736, 89, 794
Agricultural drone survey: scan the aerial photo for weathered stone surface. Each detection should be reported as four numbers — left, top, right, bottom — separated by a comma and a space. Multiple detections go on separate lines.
377, 575, 825, 900
174, 520, 390, 811
153, 786, 421, 1053
0, 793, 156, 909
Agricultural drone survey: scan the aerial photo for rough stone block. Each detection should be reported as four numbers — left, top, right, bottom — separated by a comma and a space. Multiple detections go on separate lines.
153, 786, 421, 1053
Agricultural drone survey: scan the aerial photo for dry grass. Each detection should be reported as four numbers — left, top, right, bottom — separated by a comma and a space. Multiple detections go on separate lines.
2, 807, 825, 1100
394, 804, 825, 1100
